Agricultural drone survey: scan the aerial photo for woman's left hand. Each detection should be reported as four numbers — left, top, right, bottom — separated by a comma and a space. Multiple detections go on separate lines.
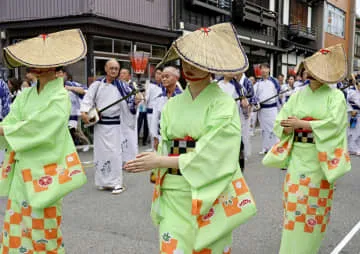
281, 116, 302, 129
124, 152, 160, 173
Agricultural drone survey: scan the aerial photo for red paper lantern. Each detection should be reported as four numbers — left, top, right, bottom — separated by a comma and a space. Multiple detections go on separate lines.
288, 67, 296, 76
253, 64, 261, 78
129, 51, 150, 74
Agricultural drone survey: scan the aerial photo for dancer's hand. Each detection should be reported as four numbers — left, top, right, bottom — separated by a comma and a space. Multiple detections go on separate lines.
281, 116, 311, 130
125, 152, 160, 173
281, 116, 301, 129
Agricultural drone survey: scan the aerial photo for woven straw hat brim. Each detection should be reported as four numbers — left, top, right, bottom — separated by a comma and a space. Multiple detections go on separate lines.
157, 23, 249, 75
3, 29, 87, 69
303, 44, 347, 83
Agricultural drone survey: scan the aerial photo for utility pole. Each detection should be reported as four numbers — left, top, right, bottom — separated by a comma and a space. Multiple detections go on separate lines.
348, 0, 356, 77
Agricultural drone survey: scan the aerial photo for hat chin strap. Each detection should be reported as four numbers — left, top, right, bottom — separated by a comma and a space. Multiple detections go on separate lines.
181, 70, 210, 82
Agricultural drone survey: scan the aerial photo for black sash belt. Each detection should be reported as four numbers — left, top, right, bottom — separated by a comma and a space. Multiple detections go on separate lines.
98, 115, 121, 125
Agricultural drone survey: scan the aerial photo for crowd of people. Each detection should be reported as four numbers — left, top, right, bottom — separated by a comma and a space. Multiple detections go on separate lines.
0, 24, 354, 253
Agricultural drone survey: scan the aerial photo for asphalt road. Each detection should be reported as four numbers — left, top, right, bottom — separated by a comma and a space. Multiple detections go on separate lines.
0, 133, 359, 254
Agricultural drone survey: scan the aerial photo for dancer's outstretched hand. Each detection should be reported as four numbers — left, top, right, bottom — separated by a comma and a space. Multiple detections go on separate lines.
124, 152, 160, 173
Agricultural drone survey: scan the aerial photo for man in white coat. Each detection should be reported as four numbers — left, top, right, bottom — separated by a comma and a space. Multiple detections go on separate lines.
254, 63, 280, 154
151, 66, 182, 151
145, 68, 163, 149
81, 59, 136, 194
347, 83, 360, 155
119, 68, 141, 166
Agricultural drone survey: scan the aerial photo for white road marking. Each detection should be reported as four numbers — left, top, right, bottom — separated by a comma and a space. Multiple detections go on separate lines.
331, 220, 360, 254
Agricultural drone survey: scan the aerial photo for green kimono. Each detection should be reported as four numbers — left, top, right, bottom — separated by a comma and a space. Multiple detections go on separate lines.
263, 85, 351, 254
0, 78, 87, 253
152, 82, 256, 254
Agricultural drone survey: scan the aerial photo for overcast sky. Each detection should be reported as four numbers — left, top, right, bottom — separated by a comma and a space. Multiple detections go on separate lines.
357, 0, 360, 16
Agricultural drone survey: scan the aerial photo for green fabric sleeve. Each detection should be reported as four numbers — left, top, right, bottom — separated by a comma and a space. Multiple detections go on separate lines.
310, 90, 351, 183
0, 90, 27, 149
2, 93, 70, 153
178, 98, 241, 215
310, 90, 347, 142
274, 92, 296, 140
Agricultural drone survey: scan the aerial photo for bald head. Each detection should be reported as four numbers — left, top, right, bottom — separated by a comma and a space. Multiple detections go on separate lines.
105, 59, 120, 81
163, 66, 180, 79
162, 66, 180, 88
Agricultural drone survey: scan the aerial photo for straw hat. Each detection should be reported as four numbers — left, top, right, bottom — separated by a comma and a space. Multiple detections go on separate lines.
295, 44, 347, 83
157, 23, 248, 75
3, 29, 87, 69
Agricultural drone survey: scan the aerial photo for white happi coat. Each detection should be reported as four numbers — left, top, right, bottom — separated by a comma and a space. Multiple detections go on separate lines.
151, 95, 168, 142
81, 80, 128, 187
347, 88, 360, 153
250, 83, 258, 136
254, 78, 279, 151
121, 81, 138, 164
145, 82, 162, 147
217, 79, 248, 155
239, 74, 252, 157
68, 84, 83, 129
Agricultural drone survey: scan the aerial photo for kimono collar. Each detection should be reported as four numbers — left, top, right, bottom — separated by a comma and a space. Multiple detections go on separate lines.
161, 85, 182, 97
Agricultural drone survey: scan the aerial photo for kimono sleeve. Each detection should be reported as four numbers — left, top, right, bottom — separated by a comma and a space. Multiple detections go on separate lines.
310, 90, 351, 183
0, 89, 24, 149
273, 93, 296, 139
262, 93, 295, 169
178, 97, 241, 216
2, 94, 71, 153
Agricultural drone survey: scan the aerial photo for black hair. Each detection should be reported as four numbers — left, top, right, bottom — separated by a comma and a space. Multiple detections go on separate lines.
67, 73, 73, 81
8, 77, 22, 92
55, 66, 66, 73
287, 75, 296, 80
278, 74, 285, 78
260, 63, 270, 69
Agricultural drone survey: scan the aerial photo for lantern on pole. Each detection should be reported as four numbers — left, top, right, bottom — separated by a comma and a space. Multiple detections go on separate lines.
129, 51, 150, 75
129, 51, 150, 91
253, 64, 261, 78
288, 67, 296, 76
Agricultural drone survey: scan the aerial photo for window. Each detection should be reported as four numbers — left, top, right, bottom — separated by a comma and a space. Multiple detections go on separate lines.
114, 39, 132, 55
94, 37, 133, 55
94, 37, 112, 52
355, 33, 360, 56
135, 43, 151, 53
326, 4, 345, 38
252, 0, 269, 8
290, 0, 308, 26
152, 45, 167, 59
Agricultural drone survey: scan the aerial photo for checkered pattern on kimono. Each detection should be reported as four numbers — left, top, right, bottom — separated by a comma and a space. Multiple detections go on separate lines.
283, 174, 333, 234
167, 138, 196, 175
169, 139, 196, 156
21, 153, 82, 193
0, 199, 64, 253
294, 131, 315, 144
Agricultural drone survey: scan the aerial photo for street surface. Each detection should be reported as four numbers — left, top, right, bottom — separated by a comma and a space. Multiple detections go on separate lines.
0, 133, 359, 254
